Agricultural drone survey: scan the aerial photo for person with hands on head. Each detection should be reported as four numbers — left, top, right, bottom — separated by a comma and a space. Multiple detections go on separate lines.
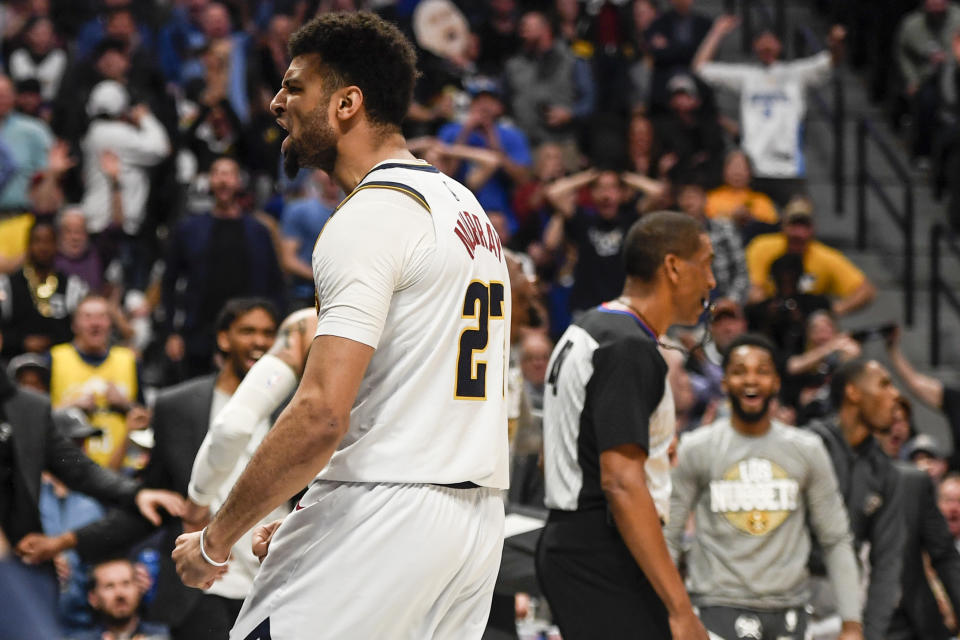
538, 211, 715, 640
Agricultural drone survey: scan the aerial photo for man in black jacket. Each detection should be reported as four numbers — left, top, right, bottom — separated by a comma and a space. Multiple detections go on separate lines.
806, 358, 906, 640
17, 297, 281, 640
1, 361, 182, 622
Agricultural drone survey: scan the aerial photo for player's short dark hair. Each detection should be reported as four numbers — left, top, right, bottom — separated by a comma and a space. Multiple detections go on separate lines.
216, 297, 279, 335
288, 12, 417, 129
623, 210, 704, 282
721, 333, 780, 373
829, 358, 870, 410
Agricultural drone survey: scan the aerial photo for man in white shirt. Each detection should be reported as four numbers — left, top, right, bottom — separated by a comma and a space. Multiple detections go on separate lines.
692, 16, 845, 204
173, 13, 511, 640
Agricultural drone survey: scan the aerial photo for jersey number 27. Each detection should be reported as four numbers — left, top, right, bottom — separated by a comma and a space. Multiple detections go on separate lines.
456, 281, 505, 399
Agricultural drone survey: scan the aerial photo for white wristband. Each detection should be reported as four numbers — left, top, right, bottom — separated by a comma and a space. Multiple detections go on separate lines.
199, 527, 229, 567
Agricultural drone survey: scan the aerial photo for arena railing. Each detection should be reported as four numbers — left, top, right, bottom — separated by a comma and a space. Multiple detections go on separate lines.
856, 117, 915, 327
930, 223, 960, 366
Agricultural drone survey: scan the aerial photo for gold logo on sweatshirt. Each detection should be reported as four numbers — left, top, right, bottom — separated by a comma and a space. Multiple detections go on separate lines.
709, 458, 799, 535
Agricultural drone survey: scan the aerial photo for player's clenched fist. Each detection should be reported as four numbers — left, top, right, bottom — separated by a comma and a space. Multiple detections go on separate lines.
172, 530, 229, 589
252, 519, 284, 564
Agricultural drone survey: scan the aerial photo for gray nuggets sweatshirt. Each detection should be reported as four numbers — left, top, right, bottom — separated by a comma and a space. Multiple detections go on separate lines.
665, 419, 861, 622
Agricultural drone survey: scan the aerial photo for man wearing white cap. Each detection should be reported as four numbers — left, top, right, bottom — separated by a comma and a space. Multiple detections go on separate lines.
80, 79, 169, 289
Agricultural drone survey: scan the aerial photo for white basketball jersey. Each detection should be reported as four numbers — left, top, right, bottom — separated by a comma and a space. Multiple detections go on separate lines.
311, 159, 510, 489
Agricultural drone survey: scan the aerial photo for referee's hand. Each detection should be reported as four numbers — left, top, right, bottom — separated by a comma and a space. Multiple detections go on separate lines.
173, 530, 229, 589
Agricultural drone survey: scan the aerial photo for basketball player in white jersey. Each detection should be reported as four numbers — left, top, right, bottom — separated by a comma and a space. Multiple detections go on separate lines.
172, 13, 511, 640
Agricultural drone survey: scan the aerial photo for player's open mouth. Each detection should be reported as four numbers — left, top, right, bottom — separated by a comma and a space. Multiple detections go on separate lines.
739, 390, 764, 410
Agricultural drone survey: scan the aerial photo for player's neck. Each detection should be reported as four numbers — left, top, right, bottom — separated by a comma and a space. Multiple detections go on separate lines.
333, 130, 417, 193
838, 405, 870, 448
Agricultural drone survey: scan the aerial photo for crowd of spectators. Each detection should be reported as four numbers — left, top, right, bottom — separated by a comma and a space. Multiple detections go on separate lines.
0, 0, 959, 639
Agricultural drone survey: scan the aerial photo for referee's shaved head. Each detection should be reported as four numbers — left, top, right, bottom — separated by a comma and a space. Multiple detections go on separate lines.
623, 211, 704, 282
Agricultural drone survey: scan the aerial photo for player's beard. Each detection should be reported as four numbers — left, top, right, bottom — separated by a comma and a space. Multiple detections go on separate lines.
729, 392, 774, 424
283, 108, 338, 179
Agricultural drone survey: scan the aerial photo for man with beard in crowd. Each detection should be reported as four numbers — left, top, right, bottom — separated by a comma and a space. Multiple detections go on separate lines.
162, 157, 284, 377
666, 333, 862, 640
77, 558, 170, 640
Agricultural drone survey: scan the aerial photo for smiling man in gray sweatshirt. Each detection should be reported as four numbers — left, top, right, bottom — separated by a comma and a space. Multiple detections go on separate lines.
666, 333, 862, 640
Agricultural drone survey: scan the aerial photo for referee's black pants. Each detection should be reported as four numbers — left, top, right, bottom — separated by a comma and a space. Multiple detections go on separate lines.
535, 509, 671, 640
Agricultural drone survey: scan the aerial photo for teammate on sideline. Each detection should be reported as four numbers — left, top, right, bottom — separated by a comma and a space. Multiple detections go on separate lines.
537, 210, 714, 640
173, 13, 511, 639
666, 333, 863, 640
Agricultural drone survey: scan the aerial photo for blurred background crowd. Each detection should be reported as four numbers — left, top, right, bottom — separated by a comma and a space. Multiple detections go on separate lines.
1, 0, 960, 638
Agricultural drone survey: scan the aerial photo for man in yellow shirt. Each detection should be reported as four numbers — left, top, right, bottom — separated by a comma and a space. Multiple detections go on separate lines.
745, 199, 875, 315
49, 294, 147, 472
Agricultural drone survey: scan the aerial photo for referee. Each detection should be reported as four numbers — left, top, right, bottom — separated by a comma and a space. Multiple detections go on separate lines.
537, 211, 714, 640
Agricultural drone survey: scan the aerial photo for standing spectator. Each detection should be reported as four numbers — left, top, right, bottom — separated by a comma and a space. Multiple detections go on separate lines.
475, 0, 521, 77
162, 156, 284, 378
543, 169, 638, 314
783, 310, 862, 422
684, 298, 748, 424
54, 207, 103, 294
886, 326, 960, 471
693, 18, 845, 204
745, 200, 876, 315
80, 80, 170, 290
896, 0, 960, 164
706, 149, 779, 232
279, 170, 338, 311
652, 73, 725, 185
512, 141, 566, 249
667, 334, 863, 640
884, 458, 960, 640
805, 359, 906, 640
519, 331, 551, 420
538, 211, 713, 640
77, 558, 170, 640
503, 11, 594, 150
436, 81, 532, 228
676, 181, 749, 304
0, 219, 87, 359
940, 474, 960, 552
48, 294, 144, 472
0, 74, 52, 266
644, 0, 712, 111
8, 16, 67, 102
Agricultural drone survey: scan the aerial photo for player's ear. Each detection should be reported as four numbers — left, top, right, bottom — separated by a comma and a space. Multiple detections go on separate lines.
216, 330, 230, 355
334, 86, 363, 121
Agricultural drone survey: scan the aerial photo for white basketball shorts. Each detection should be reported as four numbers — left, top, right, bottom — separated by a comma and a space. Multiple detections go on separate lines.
229, 480, 505, 640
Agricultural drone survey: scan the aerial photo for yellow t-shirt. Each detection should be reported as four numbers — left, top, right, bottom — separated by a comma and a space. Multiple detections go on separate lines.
745, 233, 866, 298
49, 343, 139, 469
0, 212, 34, 259
706, 186, 779, 224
